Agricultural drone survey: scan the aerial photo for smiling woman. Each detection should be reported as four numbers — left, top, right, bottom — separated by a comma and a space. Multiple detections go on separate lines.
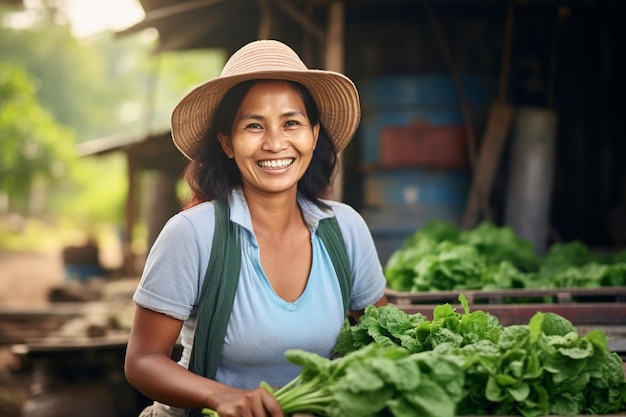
64, 0, 144, 38
123, 39, 388, 417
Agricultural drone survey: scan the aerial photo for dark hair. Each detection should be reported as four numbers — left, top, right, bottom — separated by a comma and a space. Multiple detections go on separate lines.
182, 80, 337, 209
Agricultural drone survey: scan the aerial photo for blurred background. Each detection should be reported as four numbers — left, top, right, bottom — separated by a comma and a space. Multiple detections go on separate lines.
0, 1, 226, 414
0, 0, 226, 283
0, 0, 625, 416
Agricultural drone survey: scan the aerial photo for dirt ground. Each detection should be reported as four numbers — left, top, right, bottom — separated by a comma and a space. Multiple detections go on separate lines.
0, 249, 66, 307
0, 249, 65, 416
0, 248, 138, 416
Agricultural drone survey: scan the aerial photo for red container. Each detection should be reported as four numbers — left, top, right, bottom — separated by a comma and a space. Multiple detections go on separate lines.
379, 123, 469, 168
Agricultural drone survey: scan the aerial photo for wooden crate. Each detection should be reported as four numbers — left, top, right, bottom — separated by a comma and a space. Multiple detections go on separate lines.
385, 287, 626, 325
385, 287, 626, 356
385, 286, 626, 305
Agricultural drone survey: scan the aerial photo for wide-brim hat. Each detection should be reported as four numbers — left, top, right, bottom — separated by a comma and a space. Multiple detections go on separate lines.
171, 39, 361, 160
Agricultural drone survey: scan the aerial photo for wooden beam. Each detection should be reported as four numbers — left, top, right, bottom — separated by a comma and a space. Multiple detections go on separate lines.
324, 2, 344, 72
270, 0, 325, 43
256, 0, 272, 39
325, 1, 346, 201
124, 155, 138, 275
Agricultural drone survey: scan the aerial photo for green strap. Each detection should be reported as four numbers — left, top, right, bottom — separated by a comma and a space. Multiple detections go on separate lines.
317, 216, 352, 315
188, 201, 241, 381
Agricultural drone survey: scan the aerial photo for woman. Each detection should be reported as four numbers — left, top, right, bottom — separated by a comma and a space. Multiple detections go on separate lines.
124, 39, 387, 417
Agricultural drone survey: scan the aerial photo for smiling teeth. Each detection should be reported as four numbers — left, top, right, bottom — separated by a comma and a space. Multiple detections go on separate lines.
258, 159, 294, 169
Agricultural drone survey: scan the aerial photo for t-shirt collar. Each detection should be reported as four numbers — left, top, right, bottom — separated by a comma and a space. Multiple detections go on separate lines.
228, 187, 334, 235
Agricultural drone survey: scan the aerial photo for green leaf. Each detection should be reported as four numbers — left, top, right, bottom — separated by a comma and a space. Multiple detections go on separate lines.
495, 373, 518, 386
558, 338, 594, 360
507, 382, 530, 402
498, 325, 531, 351
528, 312, 543, 344
486, 375, 506, 402
459, 293, 470, 314
549, 391, 584, 416
379, 356, 421, 391
585, 328, 609, 350
342, 363, 386, 392
432, 303, 457, 320
333, 384, 393, 417
516, 384, 550, 417
541, 312, 576, 336
431, 327, 464, 348
397, 378, 457, 417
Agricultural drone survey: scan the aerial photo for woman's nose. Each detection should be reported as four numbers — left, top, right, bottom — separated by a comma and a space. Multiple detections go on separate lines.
262, 128, 287, 151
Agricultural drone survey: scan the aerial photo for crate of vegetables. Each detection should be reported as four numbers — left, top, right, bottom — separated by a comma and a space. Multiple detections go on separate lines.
382, 221, 626, 350
386, 287, 626, 329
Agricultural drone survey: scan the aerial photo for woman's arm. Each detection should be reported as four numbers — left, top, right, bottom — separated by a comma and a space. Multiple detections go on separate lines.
124, 305, 284, 417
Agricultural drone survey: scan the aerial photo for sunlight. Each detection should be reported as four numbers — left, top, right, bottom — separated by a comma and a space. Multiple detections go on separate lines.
65, 0, 145, 38
2, 0, 145, 38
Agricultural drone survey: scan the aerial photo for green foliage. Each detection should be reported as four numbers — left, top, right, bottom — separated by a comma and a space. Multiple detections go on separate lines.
457, 222, 540, 272
0, 4, 225, 240
332, 299, 626, 417
0, 5, 134, 221
0, 217, 71, 251
203, 343, 465, 417
0, 15, 111, 140
50, 154, 127, 225
0, 63, 76, 208
144, 48, 226, 133
336, 297, 503, 356
203, 299, 626, 417
385, 220, 626, 292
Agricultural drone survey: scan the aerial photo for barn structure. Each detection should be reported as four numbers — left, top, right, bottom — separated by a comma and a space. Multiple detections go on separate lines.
85, 0, 625, 273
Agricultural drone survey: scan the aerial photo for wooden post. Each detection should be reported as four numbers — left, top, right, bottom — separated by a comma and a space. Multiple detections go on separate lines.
123, 155, 138, 275
257, 0, 272, 39
269, 0, 345, 201
325, 1, 345, 201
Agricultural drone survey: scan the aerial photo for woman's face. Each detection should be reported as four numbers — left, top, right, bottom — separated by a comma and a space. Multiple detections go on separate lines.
218, 81, 320, 197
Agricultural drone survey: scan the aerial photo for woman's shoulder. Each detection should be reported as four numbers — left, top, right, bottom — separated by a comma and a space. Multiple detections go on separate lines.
178, 200, 216, 219
323, 199, 361, 218
160, 201, 217, 237
321, 200, 369, 233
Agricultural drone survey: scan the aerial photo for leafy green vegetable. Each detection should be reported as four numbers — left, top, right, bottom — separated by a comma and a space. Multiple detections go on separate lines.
203, 297, 625, 417
335, 296, 626, 417
458, 222, 540, 272
402, 220, 461, 247
385, 220, 626, 292
203, 343, 465, 417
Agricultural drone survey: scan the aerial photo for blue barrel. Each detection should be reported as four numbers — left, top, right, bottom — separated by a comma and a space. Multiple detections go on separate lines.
358, 74, 491, 163
362, 168, 470, 213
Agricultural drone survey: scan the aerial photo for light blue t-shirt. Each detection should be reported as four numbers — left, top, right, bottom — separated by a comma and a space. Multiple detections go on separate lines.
133, 188, 386, 415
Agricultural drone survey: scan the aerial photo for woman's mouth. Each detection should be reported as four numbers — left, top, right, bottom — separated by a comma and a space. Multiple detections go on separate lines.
257, 158, 295, 169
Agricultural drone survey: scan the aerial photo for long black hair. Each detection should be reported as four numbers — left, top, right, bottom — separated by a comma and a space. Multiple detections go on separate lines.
182, 79, 337, 209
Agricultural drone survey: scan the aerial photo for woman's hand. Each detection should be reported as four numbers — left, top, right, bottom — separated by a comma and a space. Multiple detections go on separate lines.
207, 386, 283, 417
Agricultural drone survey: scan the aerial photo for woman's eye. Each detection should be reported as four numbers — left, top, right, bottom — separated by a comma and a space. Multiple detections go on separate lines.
246, 123, 262, 130
285, 120, 299, 127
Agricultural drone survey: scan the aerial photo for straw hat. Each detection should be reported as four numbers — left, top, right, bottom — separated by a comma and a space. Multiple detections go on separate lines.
171, 39, 361, 160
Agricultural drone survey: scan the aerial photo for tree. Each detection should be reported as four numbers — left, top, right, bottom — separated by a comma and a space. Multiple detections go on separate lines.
0, 2, 224, 232
0, 8, 135, 142
0, 63, 76, 213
